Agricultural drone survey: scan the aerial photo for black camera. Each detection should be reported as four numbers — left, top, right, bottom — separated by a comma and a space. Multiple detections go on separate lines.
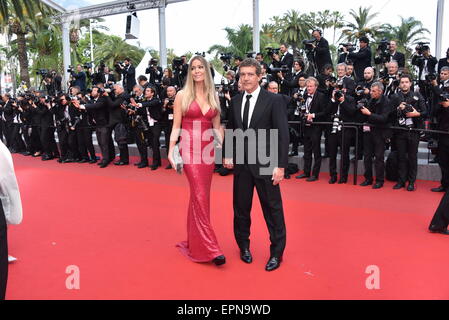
246, 52, 256, 58
376, 39, 391, 64
167, 98, 175, 107
134, 115, 150, 132
439, 92, 449, 102
266, 47, 280, 58
36, 69, 49, 76
83, 62, 93, 69
339, 43, 356, 53
70, 116, 81, 131
172, 57, 183, 69
415, 42, 430, 55
303, 39, 316, 48
355, 85, 366, 96
149, 58, 158, 67
67, 65, 74, 73
334, 90, 345, 100
270, 65, 290, 74
356, 98, 369, 111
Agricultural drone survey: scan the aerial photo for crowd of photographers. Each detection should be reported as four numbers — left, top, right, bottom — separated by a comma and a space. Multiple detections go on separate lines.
1, 34, 449, 191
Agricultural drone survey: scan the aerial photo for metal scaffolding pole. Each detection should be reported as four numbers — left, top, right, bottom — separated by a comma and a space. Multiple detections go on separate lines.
159, 1, 167, 68
62, 22, 71, 92
435, 0, 445, 59
252, 0, 260, 54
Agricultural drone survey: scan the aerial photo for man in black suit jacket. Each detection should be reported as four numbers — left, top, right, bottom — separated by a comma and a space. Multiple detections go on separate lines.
118, 58, 137, 93
73, 87, 111, 168
295, 77, 329, 181
359, 82, 392, 189
344, 37, 372, 82
279, 44, 294, 71
438, 48, 449, 74
311, 30, 333, 75
388, 41, 405, 68
224, 58, 289, 272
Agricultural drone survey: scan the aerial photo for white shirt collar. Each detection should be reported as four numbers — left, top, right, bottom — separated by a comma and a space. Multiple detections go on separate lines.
244, 86, 261, 101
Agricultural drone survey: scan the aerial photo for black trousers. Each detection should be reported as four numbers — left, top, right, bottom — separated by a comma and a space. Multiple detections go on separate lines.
134, 127, 149, 164
437, 135, 449, 189
329, 129, 353, 179
10, 124, 25, 152
0, 199, 8, 300
111, 124, 129, 163
3, 121, 12, 148
57, 128, 79, 160
30, 126, 42, 154
149, 123, 162, 165
160, 121, 173, 149
96, 126, 113, 163
429, 189, 449, 230
303, 127, 322, 177
77, 127, 95, 160
363, 132, 386, 183
0, 120, 4, 143
233, 165, 286, 258
395, 131, 420, 184
41, 127, 59, 157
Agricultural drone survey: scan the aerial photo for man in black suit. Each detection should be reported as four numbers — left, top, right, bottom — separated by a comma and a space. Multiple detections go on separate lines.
70, 65, 87, 93
438, 48, 449, 74
311, 30, 333, 75
279, 44, 294, 71
296, 77, 329, 181
118, 58, 137, 94
359, 82, 392, 189
54, 95, 81, 163
73, 87, 111, 168
388, 41, 405, 68
343, 36, 372, 82
106, 84, 130, 166
145, 58, 163, 87
224, 58, 289, 272
429, 189, 449, 235
430, 67, 449, 192
1, 94, 14, 149
412, 45, 438, 101
35, 96, 59, 160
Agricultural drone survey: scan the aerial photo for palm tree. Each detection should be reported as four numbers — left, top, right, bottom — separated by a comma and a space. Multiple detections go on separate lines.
341, 6, 385, 44
92, 34, 145, 68
0, 0, 52, 87
208, 24, 254, 59
275, 10, 311, 57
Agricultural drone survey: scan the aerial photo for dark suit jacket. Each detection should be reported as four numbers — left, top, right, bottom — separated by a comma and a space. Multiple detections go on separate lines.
412, 55, 438, 79
1, 101, 14, 122
226, 88, 289, 178
84, 96, 109, 127
122, 65, 137, 92
363, 95, 392, 138
391, 52, 405, 68
280, 52, 294, 70
326, 95, 357, 122
106, 94, 128, 127
348, 47, 372, 81
141, 98, 163, 121
35, 103, 55, 128
315, 37, 333, 73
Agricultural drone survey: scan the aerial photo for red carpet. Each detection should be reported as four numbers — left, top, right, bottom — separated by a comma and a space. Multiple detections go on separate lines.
6, 155, 449, 300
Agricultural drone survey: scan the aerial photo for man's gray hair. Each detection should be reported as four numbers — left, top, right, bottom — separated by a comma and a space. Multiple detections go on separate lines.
441, 66, 449, 73
337, 63, 347, 70
305, 77, 319, 86
371, 82, 384, 91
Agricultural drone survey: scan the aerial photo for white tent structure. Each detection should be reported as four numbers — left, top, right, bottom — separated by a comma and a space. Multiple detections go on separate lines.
135, 51, 153, 82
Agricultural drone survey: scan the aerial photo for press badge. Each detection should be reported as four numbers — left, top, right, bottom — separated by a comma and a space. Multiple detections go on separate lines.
169, 114, 174, 120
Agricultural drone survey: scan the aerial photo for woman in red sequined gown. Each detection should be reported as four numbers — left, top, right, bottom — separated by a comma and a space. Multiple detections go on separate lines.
168, 56, 226, 266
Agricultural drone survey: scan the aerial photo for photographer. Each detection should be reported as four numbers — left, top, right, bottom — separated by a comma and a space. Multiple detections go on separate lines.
295, 77, 329, 182
145, 58, 163, 87
8, 98, 26, 154
288, 75, 308, 156
412, 44, 437, 101
335, 63, 356, 97
54, 94, 81, 163
382, 61, 401, 98
1, 94, 14, 150
173, 56, 188, 88
280, 60, 306, 95
73, 87, 111, 168
117, 58, 136, 94
27, 96, 43, 157
259, 63, 274, 89
343, 36, 372, 82
390, 75, 427, 191
35, 95, 59, 161
96, 66, 115, 89
388, 41, 405, 68
310, 30, 333, 75
128, 85, 149, 168
438, 48, 449, 74
346, 63, 355, 80
317, 64, 334, 96
70, 65, 87, 93
134, 86, 163, 170
162, 68, 176, 87
359, 82, 392, 189
106, 84, 130, 166
160, 86, 177, 169
255, 52, 268, 71
71, 93, 96, 164
326, 87, 357, 184
430, 67, 449, 192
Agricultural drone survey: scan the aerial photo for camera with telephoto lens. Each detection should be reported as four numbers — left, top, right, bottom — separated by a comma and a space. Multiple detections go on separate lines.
270, 65, 290, 74
376, 39, 390, 64
425, 73, 437, 83
67, 65, 74, 73
172, 57, 183, 69
331, 113, 342, 134
83, 62, 93, 69
219, 53, 233, 72
36, 69, 49, 77
439, 91, 449, 102
339, 43, 356, 53
149, 58, 158, 67
265, 47, 280, 59
356, 98, 369, 111
397, 96, 418, 123
355, 85, 366, 96
69, 116, 81, 131
415, 42, 430, 55
134, 115, 150, 132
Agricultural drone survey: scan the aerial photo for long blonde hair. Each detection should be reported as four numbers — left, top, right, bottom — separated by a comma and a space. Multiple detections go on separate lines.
181, 55, 220, 115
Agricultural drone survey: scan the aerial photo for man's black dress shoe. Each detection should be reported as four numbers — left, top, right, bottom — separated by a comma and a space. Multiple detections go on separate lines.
338, 177, 348, 184
429, 228, 449, 235
114, 161, 129, 166
138, 163, 149, 169
212, 255, 226, 266
329, 176, 337, 184
99, 162, 108, 168
265, 257, 282, 272
240, 249, 253, 264
89, 159, 97, 164
407, 182, 416, 192
296, 174, 310, 180
360, 180, 373, 187
166, 164, 173, 170
134, 162, 142, 167
372, 182, 384, 189
42, 156, 54, 161
78, 159, 89, 163
150, 164, 161, 171
431, 186, 447, 193
306, 176, 318, 182
393, 183, 405, 190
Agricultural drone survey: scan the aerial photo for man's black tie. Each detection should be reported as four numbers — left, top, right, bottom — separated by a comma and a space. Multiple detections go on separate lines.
243, 94, 252, 130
